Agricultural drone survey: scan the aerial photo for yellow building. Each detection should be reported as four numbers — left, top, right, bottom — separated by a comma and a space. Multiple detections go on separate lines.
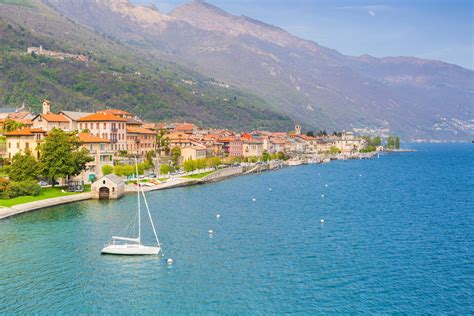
181, 145, 207, 161
78, 133, 114, 180
4, 128, 47, 160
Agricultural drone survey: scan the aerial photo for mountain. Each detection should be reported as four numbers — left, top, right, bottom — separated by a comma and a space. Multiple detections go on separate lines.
0, 0, 293, 131
2, 0, 473, 140
41, 0, 474, 141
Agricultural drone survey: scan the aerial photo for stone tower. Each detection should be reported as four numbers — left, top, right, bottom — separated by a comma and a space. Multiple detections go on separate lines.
42, 100, 51, 114
295, 124, 302, 135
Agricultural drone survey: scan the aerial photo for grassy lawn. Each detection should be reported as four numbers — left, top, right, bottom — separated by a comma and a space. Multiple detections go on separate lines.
182, 171, 215, 179
0, 185, 91, 207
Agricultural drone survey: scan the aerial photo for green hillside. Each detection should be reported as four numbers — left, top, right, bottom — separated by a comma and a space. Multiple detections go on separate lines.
0, 1, 293, 131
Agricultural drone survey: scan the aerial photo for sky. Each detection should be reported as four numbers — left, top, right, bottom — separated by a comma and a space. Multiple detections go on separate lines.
133, 0, 473, 69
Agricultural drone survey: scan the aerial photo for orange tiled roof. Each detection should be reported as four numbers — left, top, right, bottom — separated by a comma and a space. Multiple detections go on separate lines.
126, 127, 156, 134
174, 123, 196, 131
8, 111, 31, 120
78, 133, 110, 143
77, 111, 127, 122
103, 109, 132, 116
5, 128, 46, 136
40, 113, 69, 123
218, 136, 236, 142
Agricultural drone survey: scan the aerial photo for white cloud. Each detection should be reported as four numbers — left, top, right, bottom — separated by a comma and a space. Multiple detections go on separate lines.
369, 10, 375, 16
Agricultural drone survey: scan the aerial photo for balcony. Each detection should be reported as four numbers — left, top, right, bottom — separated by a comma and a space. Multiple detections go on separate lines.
111, 139, 118, 143
111, 128, 118, 133
135, 139, 141, 144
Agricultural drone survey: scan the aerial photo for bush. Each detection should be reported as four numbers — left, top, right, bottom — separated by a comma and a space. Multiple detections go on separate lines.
5, 180, 41, 198
101, 164, 114, 176
160, 165, 174, 175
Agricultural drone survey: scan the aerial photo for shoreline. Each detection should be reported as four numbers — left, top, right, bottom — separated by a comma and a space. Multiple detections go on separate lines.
0, 154, 376, 220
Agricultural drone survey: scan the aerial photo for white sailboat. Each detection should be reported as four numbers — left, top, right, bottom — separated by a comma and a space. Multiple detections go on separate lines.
101, 161, 161, 256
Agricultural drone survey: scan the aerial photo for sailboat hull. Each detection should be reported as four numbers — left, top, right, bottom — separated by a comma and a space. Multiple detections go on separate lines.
101, 244, 161, 255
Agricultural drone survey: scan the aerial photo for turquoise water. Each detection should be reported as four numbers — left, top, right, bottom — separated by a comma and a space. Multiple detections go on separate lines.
1, 144, 472, 313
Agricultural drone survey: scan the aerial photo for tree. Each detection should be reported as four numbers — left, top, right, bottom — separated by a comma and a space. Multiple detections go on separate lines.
183, 160, 197, 172
395, 137, 400, 149
145, 151, 155, 168
207, 157, 221, 168
9, 150, 40, 181
39, 129, 93, 186
101, 164, 114, 176
160, 164, 171, 175
156, 129, 169, 155
329, 146, 341, 154
114, 165, 124, 177
262, 150, 270, 162
171, 147, 181, 165
3, 118, 25, 132
306, 131, 314, 137
372, 136, 382, 147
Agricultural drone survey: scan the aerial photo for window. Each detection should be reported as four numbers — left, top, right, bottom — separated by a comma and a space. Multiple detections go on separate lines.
8, 142, 11, 149
25, 142, 29, 150
17, 142, 19, 149
96, 123, 99, 129
103, 123, 106, 129
100, 144, 104, 151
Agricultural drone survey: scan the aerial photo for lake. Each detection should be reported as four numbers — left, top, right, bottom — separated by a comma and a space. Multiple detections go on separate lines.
0, 144, 472, 313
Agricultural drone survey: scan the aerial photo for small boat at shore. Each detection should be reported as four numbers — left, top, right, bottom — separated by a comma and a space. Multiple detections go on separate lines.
101, 160, 161, 256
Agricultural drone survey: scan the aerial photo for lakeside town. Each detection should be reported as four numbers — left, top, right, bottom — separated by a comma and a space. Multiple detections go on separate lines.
0, 99, 400, 214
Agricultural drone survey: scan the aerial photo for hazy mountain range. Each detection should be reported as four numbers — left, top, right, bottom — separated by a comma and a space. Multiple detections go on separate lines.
2, 0, 473, 140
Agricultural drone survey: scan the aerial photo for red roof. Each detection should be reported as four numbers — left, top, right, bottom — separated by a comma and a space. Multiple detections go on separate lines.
5, 128, 47, 136
40, 113, 69, 123
77, 111, 127, 122
175, 123, 196, 131
78, 133, 110, 143
126, 127, 156, 134
103, 109, 132, 116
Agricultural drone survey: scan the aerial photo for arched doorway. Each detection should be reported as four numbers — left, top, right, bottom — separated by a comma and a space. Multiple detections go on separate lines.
99, 187, 110, 199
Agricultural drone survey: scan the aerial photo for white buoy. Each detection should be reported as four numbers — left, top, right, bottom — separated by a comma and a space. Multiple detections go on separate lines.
359, 174, 362, 177
269, 188, 272, 191
216, 214, 221, 219
325, 184, 328, 187
321, 194, 325, 198
208, 229, 213, 234
167, 258, 173, 265
320, 219, 325, 224
252, 198, 256, 202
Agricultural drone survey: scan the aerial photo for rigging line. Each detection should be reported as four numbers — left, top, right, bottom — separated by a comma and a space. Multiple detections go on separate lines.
140, 186, 161, 248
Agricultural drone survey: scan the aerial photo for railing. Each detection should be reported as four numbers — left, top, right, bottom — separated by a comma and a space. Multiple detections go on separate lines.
111, 128, 118, 133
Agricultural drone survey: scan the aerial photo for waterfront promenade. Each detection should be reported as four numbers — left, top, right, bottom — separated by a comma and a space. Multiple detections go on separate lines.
0, 154, 375, 220
0, 192, 92, 219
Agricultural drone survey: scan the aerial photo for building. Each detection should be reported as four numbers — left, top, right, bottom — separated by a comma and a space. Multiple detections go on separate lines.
4, 128, 47, 159
126, 127, 156, 156
229, 137, 243, 157
32, 101, 70, 131
173, 123, 197, 134
335, 132, 366, 153
77, 112, 127, 152
242, 139, 263, 158
59, 111, 94, 131
91, 174, 124, 200
167, 132, 194, 149
181, 145, 207, 161
78, 133, 113, 180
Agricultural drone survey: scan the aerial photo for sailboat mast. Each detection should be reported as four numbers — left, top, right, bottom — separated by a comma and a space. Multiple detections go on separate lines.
135, 157, 141, 243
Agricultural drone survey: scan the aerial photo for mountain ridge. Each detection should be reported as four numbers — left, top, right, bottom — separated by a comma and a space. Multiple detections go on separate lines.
4, 0, 474, 140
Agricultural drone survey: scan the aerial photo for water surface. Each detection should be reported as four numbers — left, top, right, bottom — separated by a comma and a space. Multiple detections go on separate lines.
0, 144, 472, 313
